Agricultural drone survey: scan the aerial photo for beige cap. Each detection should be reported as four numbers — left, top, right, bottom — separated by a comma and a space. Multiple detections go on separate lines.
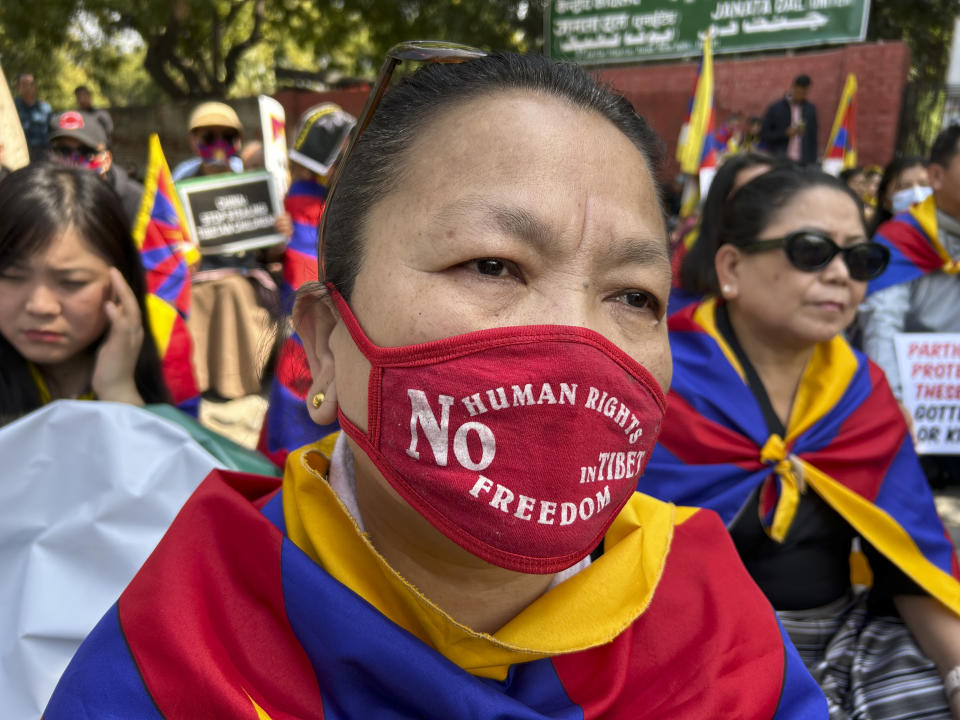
188, 102, 243, 132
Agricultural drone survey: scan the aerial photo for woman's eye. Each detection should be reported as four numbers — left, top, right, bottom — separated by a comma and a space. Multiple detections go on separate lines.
620, 291, 660, 313
471, 258, 511, 277
0, 273, 26, 283
60, 280, 89, 290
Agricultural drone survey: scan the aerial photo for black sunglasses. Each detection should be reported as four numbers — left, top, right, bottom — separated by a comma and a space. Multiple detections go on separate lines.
200, 130, 239, 145
317, 40, 487, 279
51, 144, 97, 158
741, 231, 890, 282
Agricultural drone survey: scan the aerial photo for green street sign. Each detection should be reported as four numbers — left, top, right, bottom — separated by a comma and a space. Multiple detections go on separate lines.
547, 0, 871, 64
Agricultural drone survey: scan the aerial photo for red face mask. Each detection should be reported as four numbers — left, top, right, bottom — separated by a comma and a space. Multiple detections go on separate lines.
329, 285, 666, 574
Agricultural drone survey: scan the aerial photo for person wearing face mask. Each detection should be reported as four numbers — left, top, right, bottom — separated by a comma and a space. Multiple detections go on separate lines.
172, 101, 279, 401
861, 130, 960, 491
171, 102, 245, 181
869, 156, 932, 234
45, 45, 828, 718
643, 166, 960, 718
48, 111, 144, 225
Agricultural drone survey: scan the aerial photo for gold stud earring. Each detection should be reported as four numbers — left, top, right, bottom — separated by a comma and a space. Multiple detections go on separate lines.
312, 391, 325, 409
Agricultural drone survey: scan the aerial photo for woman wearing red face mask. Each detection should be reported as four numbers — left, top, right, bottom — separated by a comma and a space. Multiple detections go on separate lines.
0, 164, 169, 424
643, 166, 960, 718
46, 45, 828, 718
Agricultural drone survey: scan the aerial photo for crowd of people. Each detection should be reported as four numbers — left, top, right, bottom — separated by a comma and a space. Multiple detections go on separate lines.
3, 43, 960, 719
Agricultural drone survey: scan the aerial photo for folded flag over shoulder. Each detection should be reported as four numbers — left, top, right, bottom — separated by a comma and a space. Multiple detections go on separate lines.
868, 193, 960, 295
257, 178, 338, 467
822, 74, 857, 176
46, 442, 826, 718
132, 134, 200, 416
641, 299, 960, 614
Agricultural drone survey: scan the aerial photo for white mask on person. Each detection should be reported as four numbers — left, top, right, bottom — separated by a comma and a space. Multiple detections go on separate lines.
891, 185, 933, 214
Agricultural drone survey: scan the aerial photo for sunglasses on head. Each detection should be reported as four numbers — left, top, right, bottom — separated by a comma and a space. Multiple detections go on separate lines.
741, 231, 890, 282
317, 40, 487, 278
200, 130, 238, 145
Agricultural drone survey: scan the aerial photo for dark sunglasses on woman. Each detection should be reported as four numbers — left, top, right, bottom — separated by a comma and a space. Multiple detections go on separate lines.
741, 230, 890, 282
200, 130, 239, 145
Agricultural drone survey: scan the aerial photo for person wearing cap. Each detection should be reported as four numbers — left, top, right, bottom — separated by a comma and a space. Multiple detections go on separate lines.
175, 101, 278, 401
172, 101, 245, 181
48, 110, 143, 224
257, 103, 356, 467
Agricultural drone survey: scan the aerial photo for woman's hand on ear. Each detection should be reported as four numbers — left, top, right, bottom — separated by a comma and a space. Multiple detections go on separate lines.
92, 268, 145, 406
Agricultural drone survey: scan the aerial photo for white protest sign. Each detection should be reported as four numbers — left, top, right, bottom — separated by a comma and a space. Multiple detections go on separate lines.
258, 94, 288, 197
0, 62, 29, 170
895, 333, 960, 454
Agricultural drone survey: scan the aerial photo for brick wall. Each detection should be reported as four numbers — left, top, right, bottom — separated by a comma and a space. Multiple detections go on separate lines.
109, 41, 908, 181
597, 40, 911, 179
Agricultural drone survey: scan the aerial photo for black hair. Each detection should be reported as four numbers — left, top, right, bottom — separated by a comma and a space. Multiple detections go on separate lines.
929, 125, 960, 168
839, 167, 865, 187
871, 155, 926, 233
75, 85, 90, 95
706, 166, 865, 295
793, 75, 811, 88
322, 51, 665, 298
0, 164, 169, 424
679, 152, 791, 294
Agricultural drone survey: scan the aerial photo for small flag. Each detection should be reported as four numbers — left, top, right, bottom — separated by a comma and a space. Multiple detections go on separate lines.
822, 74, 857, 176
676, 33, 717, 179
132, 134, 201, 416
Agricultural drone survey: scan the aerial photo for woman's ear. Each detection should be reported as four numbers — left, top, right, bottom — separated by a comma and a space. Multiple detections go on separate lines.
714, 244, 742, 301
292, 281, 339, 425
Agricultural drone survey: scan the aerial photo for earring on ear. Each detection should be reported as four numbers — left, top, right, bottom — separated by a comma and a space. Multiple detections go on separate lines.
721, 284, 732, 296
312, 391, 326, 409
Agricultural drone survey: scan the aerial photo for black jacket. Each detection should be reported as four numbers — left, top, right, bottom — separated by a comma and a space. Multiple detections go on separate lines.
106, 165, 144, 226
760, 96, 818, 165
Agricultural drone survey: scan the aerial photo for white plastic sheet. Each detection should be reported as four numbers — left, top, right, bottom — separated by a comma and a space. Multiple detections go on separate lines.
0, 401, 228, 718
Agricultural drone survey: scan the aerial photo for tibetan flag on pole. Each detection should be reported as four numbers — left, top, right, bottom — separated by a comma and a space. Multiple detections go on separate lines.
132, 134, 201, 416
822, 74, 857, 176
676, 33, 716, 181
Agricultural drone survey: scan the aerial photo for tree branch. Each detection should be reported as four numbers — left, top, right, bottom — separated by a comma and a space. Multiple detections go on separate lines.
223, 0, 265, 89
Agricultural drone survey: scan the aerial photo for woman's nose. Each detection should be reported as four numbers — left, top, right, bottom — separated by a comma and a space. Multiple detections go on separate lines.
821, 252, 852, 283
25, 283, 60, 316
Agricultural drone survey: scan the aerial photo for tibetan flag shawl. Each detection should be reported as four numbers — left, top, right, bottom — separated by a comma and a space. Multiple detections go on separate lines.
643, 299, 960, 613
868, 193, 960, 295
47, 442, 826, 719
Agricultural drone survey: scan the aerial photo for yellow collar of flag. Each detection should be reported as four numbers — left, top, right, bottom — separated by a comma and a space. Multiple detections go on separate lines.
28, 363, 95, 404
281, 439, 684, 681
912, 193, 960, 274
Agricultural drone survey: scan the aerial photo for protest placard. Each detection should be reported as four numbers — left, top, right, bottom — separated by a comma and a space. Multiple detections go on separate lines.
175, 170, 285, 255
895, 333, 960, 454
0, 62, 29, 170
259, 95, 288, 197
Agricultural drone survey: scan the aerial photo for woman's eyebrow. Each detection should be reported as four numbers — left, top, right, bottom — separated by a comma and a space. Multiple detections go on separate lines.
593, 236, 671, 271
433, 197, 669, 268
434, 197, 553, 254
